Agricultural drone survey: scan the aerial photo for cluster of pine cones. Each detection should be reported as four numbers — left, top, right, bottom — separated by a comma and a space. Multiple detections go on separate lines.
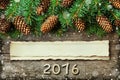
109, 0, 120, 28
74, 0, 120, 33
37, 0, 85, 33
36, 0, 74, 15
1, 0, 120, 35
0, 0, 10, 33
95, 0, 120, 33
37, 0, 75, 33
0, 0, 30, 35
0, 0, 75, 35
0, 16, 31, 35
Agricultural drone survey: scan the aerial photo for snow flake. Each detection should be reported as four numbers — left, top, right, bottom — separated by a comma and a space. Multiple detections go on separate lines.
107, 5, 113, 10
85, 0, 92, 6
63, 11, 70, 19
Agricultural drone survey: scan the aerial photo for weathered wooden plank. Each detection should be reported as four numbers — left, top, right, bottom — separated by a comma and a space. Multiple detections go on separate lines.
10, 41, 109, 60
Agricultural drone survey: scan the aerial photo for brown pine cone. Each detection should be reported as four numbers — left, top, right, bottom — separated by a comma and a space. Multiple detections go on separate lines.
41, 15, 58, 33
36, 0, 50, 15
13, 16, 31, 35
61, 0, 73, 7
0, 0, 10, 9
114, 19, 120, 27
0, 18, 10, 33
74, 19, 85, 31
96, 15, 113, 33
110, 0, 120, 9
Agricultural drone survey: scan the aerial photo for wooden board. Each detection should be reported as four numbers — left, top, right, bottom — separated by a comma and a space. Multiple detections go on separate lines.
10, 41, 109, 60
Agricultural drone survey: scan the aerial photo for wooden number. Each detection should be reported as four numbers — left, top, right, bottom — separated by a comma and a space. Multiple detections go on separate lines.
43, 63, 80, 75
43, 64, 51, 75
52, 64, 61, 75
62, 63, 70, 75
72, 64, 80, 75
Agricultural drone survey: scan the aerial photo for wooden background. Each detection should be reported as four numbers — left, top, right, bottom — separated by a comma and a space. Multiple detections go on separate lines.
0, 31, 120, 80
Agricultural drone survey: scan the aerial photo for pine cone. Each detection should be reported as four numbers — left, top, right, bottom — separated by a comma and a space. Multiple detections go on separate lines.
36, 0, 50, 15
96, 15, 113, 33
110, 0, 120, 9
61, 0, 73, 7
41, 15, 58, 33
74, 19, 85, 31
0, 0, 10, 9
13, 16, 31, 35
114, 19, 120, 27
0, 18, 10, 33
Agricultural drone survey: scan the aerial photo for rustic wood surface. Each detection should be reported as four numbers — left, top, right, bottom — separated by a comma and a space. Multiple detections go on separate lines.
0, 31, 120, 79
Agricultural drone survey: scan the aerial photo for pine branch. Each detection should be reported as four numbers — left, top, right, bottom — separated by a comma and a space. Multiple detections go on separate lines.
5, 0, 19, 20
69, 0, 86, 19
73, 0, 85, 19
48, 0, 60, 15
2, 0, 120, 38
113, 9, 120, 19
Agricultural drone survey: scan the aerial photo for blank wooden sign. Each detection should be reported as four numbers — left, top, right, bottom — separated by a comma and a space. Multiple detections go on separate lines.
10, 41, 109, 60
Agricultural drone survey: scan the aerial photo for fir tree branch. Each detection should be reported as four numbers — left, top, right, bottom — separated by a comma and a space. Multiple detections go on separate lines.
72, 0, 85, 19
26, 0, 33, 25
62, 11, 69, 26
94, 0, 98, 6
7, 2, 19, 20
2, 0, 120, 38
49, 0, 59, 15
110, 10, 118, 19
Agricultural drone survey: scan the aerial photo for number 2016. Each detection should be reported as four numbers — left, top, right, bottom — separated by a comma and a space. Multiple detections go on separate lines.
43, 63, 80, 75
